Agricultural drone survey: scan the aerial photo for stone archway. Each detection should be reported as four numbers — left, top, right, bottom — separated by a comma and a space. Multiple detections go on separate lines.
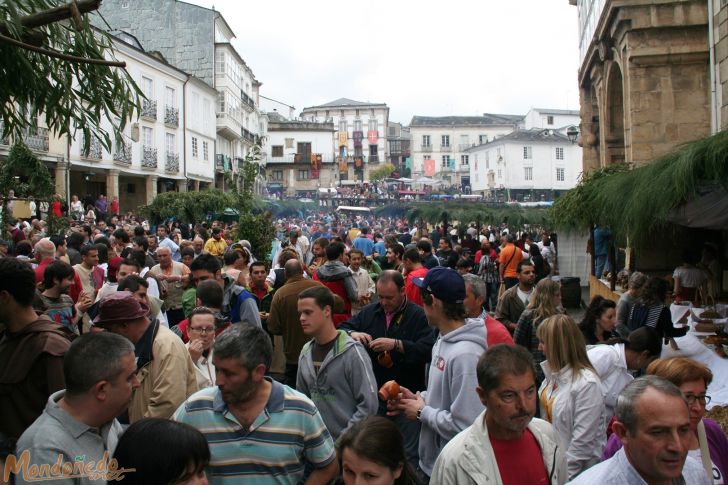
605, 62, 626, 165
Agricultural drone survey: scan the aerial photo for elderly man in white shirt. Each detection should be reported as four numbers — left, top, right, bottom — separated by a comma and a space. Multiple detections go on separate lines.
567, 375, 710, 485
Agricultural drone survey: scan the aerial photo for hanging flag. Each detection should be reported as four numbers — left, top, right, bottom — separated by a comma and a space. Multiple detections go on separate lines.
404, 157, 412, 169
353, 131, 363, 147
338, 157, 348, 173
354, 156, 363, 169
367, 130, 378, 144
424, 159, 435, 177
338, 131, 348, 146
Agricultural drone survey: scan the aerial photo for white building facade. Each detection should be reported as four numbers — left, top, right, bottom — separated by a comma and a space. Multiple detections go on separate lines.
264, 113, 336, 196
66, 33, 218, 211
522, 108, 580, 131
467, 129, 582, 202
301, 98, 389, 184
408, 115, 522, 189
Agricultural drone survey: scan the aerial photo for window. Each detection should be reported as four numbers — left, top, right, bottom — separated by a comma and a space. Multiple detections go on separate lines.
460, 134, 469, 149
441, 135, 450, 147
217, 92, 225, 114
203, 99, 211, 127
202, 141, 209, 161
422, 135, 431, 147
354, 119, 362, 132
142, 126, 153, 146
355, 109, 360, 116
555, 147, 564, 160
461, 155, 469, 165
191, 137, 198, 158
497, 147, 502, 158
141, 76, 153, 98
441, 155, 450, 167
524, 167, 533, 181
479, 134, 488, 144
388, 126, 396, 136
523, 146, 532, 159
497, 169, 502, 179
369, 145, 378, 157
368, 119, 378, 132
215, 51, 225, 76
556, 168, 565, 181
285, 138, 295, 149
121, 0, 129, 8
547, 115, 554, 125
297, 169, 309, 180
297, 142, 312, 160
271, 170, 283, 181
166, 133, 176, 156
339, 120, 347, 132
272, 145, 284, 157
423, 153, 431, 161
165, 86, 175, 108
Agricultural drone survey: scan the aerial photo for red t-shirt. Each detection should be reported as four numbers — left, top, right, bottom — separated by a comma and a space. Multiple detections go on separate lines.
490, 429, 549, 485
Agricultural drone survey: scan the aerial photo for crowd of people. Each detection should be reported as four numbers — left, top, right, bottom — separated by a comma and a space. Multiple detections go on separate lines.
0, 203, 724, 485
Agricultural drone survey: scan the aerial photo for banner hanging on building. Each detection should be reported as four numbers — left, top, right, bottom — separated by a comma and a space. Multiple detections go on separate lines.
424, 158, 436, 177
367, 130, 378, 144
338, 131, 348, 146
338, 157, 348, 173
353, 131, 363, 147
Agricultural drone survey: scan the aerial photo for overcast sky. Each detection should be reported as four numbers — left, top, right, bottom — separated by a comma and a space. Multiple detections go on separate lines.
185, 0, 580, 124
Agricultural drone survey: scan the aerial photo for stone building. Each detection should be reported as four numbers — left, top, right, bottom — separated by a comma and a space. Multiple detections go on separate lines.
573, 0, 712, 170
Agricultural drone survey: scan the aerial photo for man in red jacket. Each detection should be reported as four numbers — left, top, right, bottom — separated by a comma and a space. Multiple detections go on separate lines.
34, 238, 83, 304
313, 241, 358, 324
403, 248, 428, 307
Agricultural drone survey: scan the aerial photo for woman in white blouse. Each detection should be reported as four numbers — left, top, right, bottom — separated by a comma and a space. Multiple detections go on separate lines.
186, 306, 217, 389
537, 314, 607, 480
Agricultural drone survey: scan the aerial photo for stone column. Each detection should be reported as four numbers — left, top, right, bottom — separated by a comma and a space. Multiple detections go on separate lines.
146, 175, 158, 204
177, 179, 188, 192
192, 180, 200, 192
54, 161, 68, 197
106, 169, 120, 200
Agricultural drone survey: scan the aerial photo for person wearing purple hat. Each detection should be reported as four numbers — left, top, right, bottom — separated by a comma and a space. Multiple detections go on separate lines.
93, 292, 197, 423
389, 266, 487, 482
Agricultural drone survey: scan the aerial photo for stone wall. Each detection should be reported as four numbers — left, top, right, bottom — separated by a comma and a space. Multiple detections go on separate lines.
578, 0, 710, 171
93, 0, 215, 86
715, 3, 728, 130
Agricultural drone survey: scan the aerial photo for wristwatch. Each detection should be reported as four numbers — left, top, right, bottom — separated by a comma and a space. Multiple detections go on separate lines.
416, 406, 424, 421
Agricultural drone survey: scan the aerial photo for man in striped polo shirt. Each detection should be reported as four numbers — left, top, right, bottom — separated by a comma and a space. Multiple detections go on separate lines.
174, 324, 338, 484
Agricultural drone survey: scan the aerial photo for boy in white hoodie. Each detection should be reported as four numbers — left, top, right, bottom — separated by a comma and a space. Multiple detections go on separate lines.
296, 285, 378, 440
389, 267, 487, 480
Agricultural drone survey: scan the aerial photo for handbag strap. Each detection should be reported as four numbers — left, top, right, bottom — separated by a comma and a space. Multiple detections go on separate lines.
697, 419, 715, 484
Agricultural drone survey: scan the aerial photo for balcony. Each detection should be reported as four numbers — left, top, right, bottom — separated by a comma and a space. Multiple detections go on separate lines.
142, 145, 157, 169
0, 123, 49, 151
113, 141, 132, 166
164, 105, 179, 127
235, 157, 245, 172
82, 135, 103, 160
215, 154, 227, 172
216, 111, 242, 140
458, 144, 473, 152
141, 100, 157, 121
420, 144, 432, 151
241, 127, 255, 144
369, 155, 379, 163
241, 91, 255, 111
439, 144, 451, 152
165, 152, 179, 173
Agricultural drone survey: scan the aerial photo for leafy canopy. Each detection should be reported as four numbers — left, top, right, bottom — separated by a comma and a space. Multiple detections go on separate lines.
0, 0, 141, 153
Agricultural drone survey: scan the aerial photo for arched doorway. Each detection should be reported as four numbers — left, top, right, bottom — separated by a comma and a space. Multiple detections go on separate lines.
605, 62, 626, 165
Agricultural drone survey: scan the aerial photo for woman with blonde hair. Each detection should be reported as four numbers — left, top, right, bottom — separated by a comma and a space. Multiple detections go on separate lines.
537, 314, 606, 480
514, 277, 564, 383
603, 357, 728, 483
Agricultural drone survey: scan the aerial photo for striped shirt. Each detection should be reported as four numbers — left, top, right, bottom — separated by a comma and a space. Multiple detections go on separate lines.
173, 378, 335, 484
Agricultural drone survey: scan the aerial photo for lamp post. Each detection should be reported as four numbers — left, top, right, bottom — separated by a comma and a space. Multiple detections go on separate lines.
566, 126, 579, 144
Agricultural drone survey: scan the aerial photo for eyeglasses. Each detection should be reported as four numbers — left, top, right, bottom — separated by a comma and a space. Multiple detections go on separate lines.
189, 327, 215, 334
685, 394, 711, 406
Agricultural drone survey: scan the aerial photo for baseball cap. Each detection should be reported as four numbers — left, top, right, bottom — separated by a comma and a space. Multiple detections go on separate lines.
413, 267, 466, 304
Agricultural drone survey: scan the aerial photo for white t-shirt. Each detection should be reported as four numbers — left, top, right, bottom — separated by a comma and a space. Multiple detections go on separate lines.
688, 448, 724, 484
516, 287, 533, 306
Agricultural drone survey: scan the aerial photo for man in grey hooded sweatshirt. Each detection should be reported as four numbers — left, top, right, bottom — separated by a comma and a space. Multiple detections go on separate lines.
296, 285, 378, 440
390, 267, 487, 482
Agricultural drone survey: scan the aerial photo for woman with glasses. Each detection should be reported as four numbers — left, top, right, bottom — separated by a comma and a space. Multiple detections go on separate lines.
603, 357, 728, 483
187, 306, 218, 389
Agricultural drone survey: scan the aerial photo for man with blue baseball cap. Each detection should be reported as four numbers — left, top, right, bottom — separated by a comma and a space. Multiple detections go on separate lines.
388, 267, 487, 482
